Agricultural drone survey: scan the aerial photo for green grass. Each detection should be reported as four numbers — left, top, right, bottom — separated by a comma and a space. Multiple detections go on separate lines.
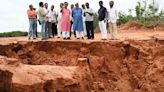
0, 31, 28, 37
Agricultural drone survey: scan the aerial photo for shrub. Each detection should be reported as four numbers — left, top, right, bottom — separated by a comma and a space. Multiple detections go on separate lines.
93, 13, 98, 29
0, 31, 28, 37
117, 12, 133, 26
118, 0, 164, 29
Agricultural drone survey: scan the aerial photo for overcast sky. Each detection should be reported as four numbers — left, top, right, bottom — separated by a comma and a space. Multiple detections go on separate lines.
0, 0, 163, 32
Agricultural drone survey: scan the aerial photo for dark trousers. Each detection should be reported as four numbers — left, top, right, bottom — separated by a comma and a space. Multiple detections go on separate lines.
85, 21, 94, 39
45, 22, 52, 38
70, 31, 76, 38
51, 23, 57, 37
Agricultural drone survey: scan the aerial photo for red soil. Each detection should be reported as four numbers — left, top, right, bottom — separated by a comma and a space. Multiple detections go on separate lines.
0, 30, 164, 92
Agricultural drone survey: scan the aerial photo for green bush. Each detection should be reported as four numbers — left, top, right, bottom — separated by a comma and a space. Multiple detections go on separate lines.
0, 31, 28, 37
117, 12, 134, 26
93, 13, 98, 29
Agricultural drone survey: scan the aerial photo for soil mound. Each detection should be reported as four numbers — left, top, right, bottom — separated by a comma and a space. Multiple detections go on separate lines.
119, 21, 164, 31
119, 21, 144, 30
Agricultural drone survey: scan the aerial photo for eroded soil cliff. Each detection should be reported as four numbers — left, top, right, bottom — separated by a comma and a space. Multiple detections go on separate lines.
0, 39, 164, 92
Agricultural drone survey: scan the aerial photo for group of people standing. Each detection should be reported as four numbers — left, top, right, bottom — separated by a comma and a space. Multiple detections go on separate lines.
27, 0, 119, 41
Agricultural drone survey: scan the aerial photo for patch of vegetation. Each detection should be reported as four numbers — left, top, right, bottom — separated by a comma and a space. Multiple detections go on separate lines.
118, 0, 164, 29
93, 13, 98, 29
0, 31, 28, 37
117, 12, 134, 26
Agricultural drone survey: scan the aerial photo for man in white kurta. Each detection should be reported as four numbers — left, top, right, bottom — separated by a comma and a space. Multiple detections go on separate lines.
107, 1, 119, 40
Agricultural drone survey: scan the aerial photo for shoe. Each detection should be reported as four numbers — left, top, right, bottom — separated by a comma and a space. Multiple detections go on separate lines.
102, 39, 107, 41
81, 37, 84, 40
63, 38, 67, 40
76, 38, 80, 40
110, 38, 119, 40
87, 37, 91, 39
114, 38, 119, 40
67, 37, 71, 40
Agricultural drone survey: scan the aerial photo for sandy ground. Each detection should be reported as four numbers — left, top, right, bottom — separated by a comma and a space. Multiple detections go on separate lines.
0, 30, 164, 44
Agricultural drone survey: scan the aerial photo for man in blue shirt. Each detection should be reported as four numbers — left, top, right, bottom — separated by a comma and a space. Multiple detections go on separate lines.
98, 1, 108, 41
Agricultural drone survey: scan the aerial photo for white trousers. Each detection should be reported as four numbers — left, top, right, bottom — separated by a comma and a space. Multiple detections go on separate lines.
99, 21, 107, 39
109, 22, 118, 39
76, 31, 84, 38
62, 31, 70, 38
57, 28, 61, 37
83, 22, 87, 36
57, 19, 61, 37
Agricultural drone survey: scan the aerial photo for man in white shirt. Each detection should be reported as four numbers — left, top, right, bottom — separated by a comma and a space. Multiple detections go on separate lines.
49, 5, 58, 38
82, 4, 87, 37
44, 3, 51, 38
107, 1, 119, 40
84, 2, 94, 39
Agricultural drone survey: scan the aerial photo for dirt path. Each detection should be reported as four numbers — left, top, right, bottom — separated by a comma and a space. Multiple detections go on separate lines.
0, 30, 164, 44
